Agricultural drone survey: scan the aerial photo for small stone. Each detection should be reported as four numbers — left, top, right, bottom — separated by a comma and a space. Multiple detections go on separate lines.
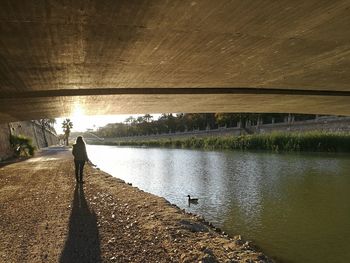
201, 254, 218, 263
223, 243, 236, 251
257, 254, 267, 260
108, 238, 116, 244
235, 239, 243, 246
203, 248, 214, 256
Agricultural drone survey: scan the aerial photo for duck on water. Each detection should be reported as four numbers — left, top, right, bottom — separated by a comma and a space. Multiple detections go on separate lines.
187, 195, 198, 204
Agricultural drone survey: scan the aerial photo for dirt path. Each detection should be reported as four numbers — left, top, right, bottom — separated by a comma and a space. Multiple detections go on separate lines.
0, 147, 273, 263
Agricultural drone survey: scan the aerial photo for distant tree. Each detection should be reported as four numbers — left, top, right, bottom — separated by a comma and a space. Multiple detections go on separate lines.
215, 113, 259, 128
39, 118, 56, 147
215, 113, 232, 127
136, 116, 144, 123
124, 116, 136, 125
93, 112, 318, 139
62, 118, 73, 146
143, 114, 153, 123
231, 113, 250, 128
204, 113, 217, 129
174, 113, 186, 132
158, 113, 176, 133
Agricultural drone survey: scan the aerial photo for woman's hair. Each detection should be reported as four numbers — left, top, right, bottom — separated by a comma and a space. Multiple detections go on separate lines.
76, 136, 85, 145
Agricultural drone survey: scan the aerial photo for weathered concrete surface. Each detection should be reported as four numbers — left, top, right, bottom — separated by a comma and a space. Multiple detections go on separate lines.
0, 147, 272, 262
0, 0, 350, 121
0, 123, 12, 160
9, 121, 58, 149
0, 121, 58, 160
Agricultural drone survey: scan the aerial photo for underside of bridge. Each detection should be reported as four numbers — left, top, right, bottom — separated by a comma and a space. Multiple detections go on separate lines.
0, 0, 350, 122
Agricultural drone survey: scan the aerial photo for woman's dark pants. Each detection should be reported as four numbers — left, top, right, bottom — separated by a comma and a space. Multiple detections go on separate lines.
74, 160, 86, 182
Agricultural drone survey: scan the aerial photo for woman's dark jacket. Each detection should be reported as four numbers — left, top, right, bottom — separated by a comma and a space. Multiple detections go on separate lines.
72, 143, 88, 161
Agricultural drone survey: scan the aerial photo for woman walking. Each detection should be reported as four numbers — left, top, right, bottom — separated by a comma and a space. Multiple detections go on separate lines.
72, 136, 90, 183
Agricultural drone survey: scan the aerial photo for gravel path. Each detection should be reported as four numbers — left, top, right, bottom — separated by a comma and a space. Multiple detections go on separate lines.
0, 147, 273, 263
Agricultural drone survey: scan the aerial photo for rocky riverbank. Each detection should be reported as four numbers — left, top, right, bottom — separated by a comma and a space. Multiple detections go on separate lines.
0, 147, 273, 262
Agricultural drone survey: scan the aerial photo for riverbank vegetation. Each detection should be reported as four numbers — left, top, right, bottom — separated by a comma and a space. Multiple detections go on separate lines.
93, 132, 350, 153
88, 113, 317, 138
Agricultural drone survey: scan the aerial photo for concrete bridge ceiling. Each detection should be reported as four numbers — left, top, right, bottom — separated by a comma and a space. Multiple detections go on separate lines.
0, 0, 350, 122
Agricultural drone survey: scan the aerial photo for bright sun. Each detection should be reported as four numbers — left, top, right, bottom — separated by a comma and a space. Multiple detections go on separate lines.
54, 109, 161, 134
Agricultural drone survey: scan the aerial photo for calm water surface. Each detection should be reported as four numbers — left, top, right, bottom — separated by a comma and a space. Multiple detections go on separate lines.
87, 145, 350, 263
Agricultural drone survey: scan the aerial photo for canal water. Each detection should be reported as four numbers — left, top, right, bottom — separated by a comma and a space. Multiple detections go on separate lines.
87, 145, 350, 263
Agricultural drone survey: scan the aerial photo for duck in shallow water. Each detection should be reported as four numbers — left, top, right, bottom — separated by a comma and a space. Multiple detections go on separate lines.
187, 195, 198, 204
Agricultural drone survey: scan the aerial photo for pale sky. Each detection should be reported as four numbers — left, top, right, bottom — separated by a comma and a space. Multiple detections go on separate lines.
54, 114, 161, 134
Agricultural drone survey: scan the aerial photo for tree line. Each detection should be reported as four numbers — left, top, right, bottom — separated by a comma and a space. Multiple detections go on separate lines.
93, 113, 317, 138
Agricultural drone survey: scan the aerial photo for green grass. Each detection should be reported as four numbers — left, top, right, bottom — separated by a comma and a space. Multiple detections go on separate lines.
92, 131, 350, 153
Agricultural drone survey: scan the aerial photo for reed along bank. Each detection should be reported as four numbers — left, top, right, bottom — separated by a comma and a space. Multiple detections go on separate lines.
91, 132, 350, 153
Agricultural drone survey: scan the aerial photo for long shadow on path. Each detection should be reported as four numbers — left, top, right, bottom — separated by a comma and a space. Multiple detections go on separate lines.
60, 184, 101, 263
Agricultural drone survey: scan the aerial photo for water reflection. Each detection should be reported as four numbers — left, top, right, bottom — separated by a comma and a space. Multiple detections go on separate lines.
87, 145, 350, 263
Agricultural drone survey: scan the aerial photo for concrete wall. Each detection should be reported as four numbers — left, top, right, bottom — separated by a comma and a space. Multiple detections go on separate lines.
0, 123, 13, 161
0, 121, 58, 160
251, 117, 350, 134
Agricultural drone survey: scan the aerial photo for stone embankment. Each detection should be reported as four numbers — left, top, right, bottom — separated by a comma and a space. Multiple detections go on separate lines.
0, 147, 273, 263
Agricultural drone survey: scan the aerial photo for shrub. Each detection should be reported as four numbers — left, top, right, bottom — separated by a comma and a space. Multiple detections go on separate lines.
10, 135, 36, 157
